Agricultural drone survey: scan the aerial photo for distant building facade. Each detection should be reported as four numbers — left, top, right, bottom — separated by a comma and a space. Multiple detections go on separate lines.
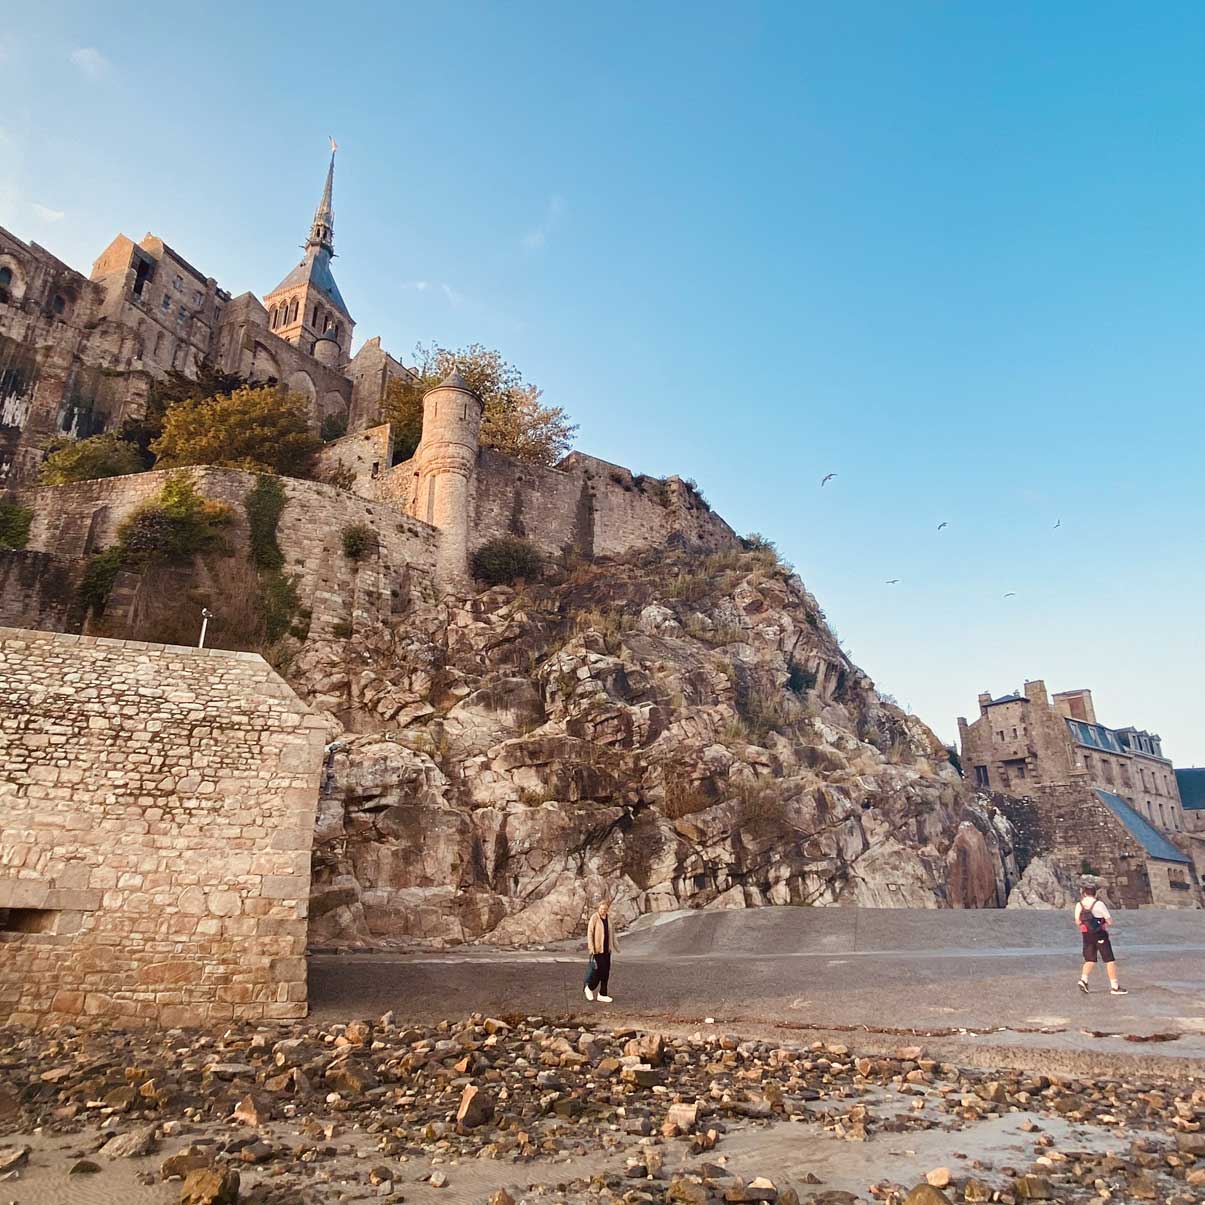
958, 680, 1187, 833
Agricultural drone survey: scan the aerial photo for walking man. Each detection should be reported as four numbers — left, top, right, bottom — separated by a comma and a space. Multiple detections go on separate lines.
1075, 880, 1127, 995
584, 899, 617, 1003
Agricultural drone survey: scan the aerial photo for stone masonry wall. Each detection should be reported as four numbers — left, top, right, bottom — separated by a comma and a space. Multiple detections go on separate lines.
1022, 782, 1199, 910
7, 468, 440, 639
0, 627, 328, 1028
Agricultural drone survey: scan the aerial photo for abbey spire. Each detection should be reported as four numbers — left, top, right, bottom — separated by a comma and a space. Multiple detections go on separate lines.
307, 141, 336, 255
262, 139, 354, 367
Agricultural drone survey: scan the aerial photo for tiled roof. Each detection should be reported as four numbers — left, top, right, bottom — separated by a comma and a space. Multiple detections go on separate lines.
1175, 768, 1205, 811
1093, 790, 1190, 863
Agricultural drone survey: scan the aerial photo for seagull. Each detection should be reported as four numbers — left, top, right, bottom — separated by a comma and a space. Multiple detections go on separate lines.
820, 472, 836, 486
1003, 592, 1016, 598
1053, 519, 1061, 529
937, 521, 948, 531
886, 578, 900, 585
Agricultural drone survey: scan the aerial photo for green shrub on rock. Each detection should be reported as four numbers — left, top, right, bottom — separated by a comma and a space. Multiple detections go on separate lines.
0, 499, 33, 549
76, 473, 232, 614
471, 536, 541, 586
341, 523, 377, 561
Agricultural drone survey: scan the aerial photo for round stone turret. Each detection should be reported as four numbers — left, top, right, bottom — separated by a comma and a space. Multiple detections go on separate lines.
413, 367, 484, 586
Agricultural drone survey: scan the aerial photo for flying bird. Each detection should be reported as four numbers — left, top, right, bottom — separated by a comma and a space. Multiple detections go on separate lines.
937, 521, 948, 531
1053, 519, 1061, 529
820, 472, 837, 486
1003, 592, 1017, 598
885, 578, 900, 585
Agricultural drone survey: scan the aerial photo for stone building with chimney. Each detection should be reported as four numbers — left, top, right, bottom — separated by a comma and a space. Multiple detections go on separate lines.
958, 681, 1199, 909
958, 680, 1186, 833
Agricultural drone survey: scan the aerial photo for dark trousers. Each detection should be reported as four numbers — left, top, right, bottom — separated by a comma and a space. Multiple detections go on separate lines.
585, 953, 611, 993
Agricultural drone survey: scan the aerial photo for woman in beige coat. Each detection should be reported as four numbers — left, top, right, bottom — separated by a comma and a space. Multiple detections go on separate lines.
584, 900, 617, 1003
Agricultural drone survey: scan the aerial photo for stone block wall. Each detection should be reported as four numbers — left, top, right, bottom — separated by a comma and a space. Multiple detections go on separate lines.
314, 424, 394, 489
1023, 782, 1199, 910
0, 550, 72, 630
7, 467, 440, 640
0, 627, 328, 1028
468, 450, 739, 560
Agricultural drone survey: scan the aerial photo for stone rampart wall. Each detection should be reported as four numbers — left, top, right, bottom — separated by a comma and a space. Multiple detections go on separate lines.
9, 468, 440, 638
314, 424, 394, 488
0, 551, 72, 630
0, 627, 328, 1028
467, 449, 740, 560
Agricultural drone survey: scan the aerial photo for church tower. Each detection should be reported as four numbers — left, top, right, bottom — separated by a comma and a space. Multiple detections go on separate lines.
263, 143, 355, 367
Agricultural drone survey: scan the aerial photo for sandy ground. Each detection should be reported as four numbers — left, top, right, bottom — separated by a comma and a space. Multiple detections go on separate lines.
310, 907, 1205, 1072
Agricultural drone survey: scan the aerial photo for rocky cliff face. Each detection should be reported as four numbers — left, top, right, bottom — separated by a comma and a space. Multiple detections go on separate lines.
289, 545, 1020, 946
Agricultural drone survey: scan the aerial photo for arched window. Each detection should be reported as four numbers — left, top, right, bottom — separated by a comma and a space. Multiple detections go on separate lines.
333, 322, 341, 342
288, 299, 298, 324
312, 304, 320, 326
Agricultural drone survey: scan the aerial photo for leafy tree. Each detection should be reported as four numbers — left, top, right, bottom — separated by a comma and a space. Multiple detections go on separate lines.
38, 433, 147, 485
151, 386, 321, 476
120, 359, 245, 459
382, 343, 577, 466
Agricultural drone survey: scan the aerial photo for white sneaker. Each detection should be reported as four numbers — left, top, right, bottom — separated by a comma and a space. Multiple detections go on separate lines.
584, 987, 594, 1001
596, 994, 613, 1003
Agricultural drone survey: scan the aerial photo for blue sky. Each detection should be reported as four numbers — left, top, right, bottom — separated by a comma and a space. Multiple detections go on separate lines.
4, 2, 1204, 761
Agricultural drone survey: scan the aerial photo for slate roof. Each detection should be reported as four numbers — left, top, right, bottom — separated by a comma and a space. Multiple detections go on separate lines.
1175, 768, 1205, 811
1066, 718, 1124, 754
983, 693, 1026, 707
1093, 790, 1191, 863
268, 247, 350, 319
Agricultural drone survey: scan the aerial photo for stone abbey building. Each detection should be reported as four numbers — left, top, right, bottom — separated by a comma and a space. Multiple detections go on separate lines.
0, 147, 413, 487
0, 148, 737, 592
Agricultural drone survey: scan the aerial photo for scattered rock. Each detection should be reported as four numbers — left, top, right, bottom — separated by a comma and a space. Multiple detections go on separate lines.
100, 1124, 158, 1159
904, 1186, 952, 1205
179, 1167, 240, 1204
0, 1147, 29, 1173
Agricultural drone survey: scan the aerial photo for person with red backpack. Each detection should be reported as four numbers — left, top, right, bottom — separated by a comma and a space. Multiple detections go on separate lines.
1075, 881, 1127, 995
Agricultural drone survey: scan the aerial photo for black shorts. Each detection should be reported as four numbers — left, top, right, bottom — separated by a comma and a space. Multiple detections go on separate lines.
1082, 931, 1115, 962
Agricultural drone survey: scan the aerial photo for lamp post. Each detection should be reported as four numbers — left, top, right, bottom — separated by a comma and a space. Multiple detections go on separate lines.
198, 607, 214, 649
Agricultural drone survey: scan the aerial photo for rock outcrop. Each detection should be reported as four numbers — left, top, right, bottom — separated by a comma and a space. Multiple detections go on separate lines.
298, 546, 1007, 946
1005, 854, 1077, 910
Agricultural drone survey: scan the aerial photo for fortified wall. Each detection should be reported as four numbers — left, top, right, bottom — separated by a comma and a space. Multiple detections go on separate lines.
0, 627, 328, 1028
1, 467, 440, 641
319, 405, 740, 582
